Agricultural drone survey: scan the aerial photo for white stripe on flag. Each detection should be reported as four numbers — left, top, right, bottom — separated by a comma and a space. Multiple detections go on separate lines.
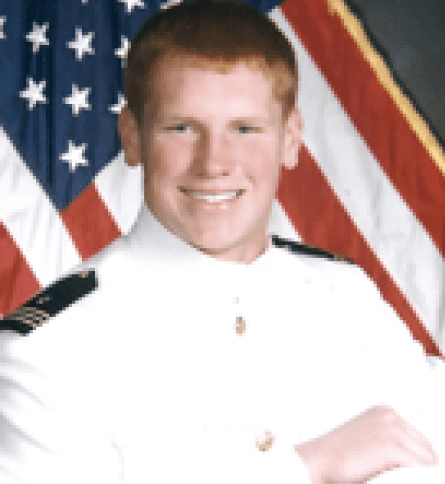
269, 199, 302, 242
94, 150, 143, 235
0, 125, 81, 287
270, 7, 444, 344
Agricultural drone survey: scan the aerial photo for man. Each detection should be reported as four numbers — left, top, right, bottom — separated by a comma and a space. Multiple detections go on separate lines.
1, 1, 444, 483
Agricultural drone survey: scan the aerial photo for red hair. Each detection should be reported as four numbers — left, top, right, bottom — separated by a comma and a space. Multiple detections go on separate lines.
125, 0, 298, 125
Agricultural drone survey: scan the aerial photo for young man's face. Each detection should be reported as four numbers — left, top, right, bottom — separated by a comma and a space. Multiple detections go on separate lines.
122, 60, 301, 262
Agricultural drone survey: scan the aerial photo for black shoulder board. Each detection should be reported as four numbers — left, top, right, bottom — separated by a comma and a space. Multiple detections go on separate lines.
0, 270, 97, 336
271, 235, 354, 264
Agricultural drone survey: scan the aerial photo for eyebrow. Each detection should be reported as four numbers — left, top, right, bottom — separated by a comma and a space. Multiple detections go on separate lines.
156, 116, 198, 124
155, 116, 274, 126
231, 117, 273, 126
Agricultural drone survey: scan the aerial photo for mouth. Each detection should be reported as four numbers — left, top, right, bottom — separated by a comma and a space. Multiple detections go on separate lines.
179, 188, 245, 203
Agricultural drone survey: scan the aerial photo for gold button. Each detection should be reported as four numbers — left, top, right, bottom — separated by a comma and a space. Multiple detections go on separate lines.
256, 430, 274, 452
235, 316, 246, 335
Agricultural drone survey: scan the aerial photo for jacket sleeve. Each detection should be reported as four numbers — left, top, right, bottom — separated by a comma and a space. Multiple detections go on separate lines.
0, 329, 124, 484
134, 428, 313, 484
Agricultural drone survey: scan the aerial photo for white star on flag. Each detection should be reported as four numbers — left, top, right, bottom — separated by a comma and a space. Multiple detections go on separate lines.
109, 92, 127, 114
0, 16, 5, 40
19, 77, 48, 110
59, 140, 89, 172
26, 22, 50, 53
82, 0, 88, 4
118, 0, 145, 14
115, 36, 130, 67
67, 27, 95, 61
63, 83, 92, 116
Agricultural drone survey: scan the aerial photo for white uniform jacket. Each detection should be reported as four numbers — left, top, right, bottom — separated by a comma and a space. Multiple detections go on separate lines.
1, 206, 444, 484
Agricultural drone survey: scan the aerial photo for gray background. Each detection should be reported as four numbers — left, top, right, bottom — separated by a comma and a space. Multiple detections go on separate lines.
350, 0, 445, 143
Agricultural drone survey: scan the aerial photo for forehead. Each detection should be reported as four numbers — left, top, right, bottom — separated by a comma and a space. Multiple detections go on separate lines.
147, 58, 282, 120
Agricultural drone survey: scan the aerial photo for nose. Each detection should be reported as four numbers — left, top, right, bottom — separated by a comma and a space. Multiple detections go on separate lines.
191, 128, 231, 178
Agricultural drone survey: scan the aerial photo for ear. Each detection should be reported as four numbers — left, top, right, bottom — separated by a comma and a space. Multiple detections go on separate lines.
283, 107, 303, 170
118, 107, 142, 167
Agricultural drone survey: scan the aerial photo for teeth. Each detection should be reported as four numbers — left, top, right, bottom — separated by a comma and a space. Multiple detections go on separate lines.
185, 190, 240, 202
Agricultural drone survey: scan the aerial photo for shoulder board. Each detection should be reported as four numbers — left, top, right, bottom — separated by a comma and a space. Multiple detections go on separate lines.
0, 270, 97, 336
271, 235, 354, 264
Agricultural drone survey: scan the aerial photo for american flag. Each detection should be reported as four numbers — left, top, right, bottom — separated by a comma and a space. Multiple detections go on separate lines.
0, 0, 444, 355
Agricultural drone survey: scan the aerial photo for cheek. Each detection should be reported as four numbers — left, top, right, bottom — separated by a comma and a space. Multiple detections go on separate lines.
148, 139, 194, 178
239, 138, 281, 183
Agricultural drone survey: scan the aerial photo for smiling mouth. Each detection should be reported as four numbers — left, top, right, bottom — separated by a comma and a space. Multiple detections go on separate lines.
180, 188, 244, 203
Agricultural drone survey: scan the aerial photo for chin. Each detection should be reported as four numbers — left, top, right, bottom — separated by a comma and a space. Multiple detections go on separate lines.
189, 235, 239, 254
187, 210, 268, 254
187, 229, 265, 262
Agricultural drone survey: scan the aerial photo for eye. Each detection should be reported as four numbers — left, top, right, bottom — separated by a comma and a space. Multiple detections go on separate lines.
235, 125, 262, 134
166, 123, 192, 133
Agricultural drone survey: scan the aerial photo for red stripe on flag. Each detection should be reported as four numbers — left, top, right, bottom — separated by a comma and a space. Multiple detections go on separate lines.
281, 0, 445, 257
60, 184, 121, 261
278, 145, 442, 357
0, 221, 41, 316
